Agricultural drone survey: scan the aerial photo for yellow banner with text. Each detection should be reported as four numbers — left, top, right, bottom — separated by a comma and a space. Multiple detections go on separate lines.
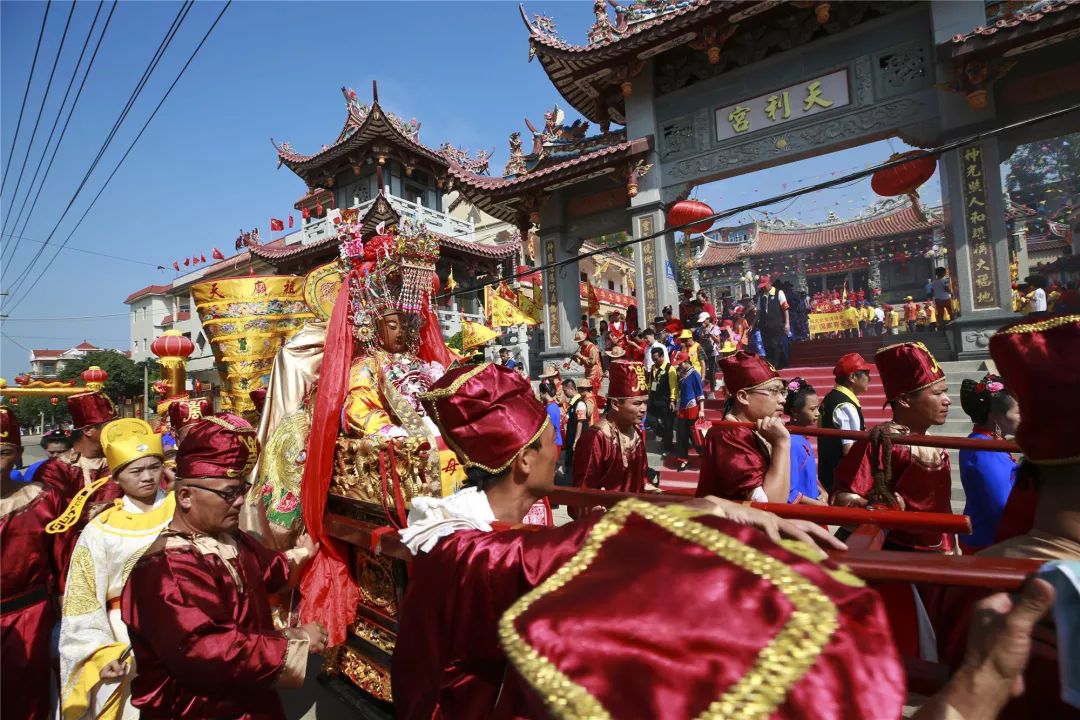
808, 312, 859, 336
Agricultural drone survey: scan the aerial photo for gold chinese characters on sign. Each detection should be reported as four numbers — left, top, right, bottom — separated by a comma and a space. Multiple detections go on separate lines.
961, 144, 999, 310
716, 70, 849, 142
544, 239, 560, 346
639, 215, 658, 316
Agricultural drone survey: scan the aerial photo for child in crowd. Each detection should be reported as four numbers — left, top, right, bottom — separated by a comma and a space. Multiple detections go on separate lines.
784, 378, 829, 505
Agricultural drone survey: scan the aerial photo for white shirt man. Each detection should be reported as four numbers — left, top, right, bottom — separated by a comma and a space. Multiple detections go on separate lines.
643, 331, 668, 373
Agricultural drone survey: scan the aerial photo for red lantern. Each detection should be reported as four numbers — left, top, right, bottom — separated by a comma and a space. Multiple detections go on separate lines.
50, 397, 59, 406
81, 366, 109, 387
871, 151, 937, 198
666, 199, 715, 234
151, 331, 196, 360
10, 397, 17, 406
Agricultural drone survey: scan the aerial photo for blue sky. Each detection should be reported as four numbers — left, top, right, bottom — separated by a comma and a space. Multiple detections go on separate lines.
0, 1, 939, 373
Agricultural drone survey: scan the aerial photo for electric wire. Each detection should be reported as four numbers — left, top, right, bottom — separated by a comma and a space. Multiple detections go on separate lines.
0, 1, 51, 198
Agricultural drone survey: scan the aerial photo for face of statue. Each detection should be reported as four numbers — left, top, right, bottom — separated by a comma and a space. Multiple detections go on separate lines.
378, 313, 408, 353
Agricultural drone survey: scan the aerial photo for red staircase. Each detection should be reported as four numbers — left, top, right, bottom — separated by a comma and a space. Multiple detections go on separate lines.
786, 335, 885, 368
656, 361, 889, 495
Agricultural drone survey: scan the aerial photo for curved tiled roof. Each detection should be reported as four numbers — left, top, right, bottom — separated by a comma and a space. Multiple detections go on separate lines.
951, 0, 1080, 49
746, 202, 936, 257
248, 228, 520, 264
124, 284, 171, 304
696, 242, 742, 268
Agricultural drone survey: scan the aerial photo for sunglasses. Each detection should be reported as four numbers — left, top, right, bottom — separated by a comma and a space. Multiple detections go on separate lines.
185, 482, 251, 504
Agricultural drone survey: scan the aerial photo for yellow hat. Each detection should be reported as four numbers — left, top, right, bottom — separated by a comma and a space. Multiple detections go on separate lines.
101, 418, 163, 473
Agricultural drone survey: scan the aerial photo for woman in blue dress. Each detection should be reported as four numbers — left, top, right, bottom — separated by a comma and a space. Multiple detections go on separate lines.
783, 377, 828, 505
958, 373, 1020, 553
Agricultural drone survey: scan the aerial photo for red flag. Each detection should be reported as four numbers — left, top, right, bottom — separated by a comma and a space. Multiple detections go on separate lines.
270, 218, 285, 231
302, 207, 311, 220
172, 261, 180, 271
184, 258, 191, 267
200, 254, 206, 263
212, 248, 225, 260
288, 214, 294, 228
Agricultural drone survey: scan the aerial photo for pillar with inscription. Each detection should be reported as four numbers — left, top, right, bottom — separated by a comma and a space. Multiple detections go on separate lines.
940, 139, 1014, 357
537, 194, 583, 364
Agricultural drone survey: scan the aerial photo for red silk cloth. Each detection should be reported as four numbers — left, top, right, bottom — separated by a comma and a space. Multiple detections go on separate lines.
174, 415, 257, 479
121, 531, 293, 720
506, 506, 904, 720
36, 457, 115, 591
607, 359, 648, 398
989, 314, 1080, 463
834, 439, 955, 552
572, 426, 647, 495
1, 485, 66, 720
696, 424, 770, 500
421, 364, 549, 473
874, 342, 945, 401
391, 518, 601, 719
718, 350, 780, 394
167, 396, 212, 431
67, 390, 117, 429
0, 406, 21, 447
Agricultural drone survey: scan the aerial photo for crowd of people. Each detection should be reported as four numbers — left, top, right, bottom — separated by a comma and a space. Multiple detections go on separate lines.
2, 299, 1078, 719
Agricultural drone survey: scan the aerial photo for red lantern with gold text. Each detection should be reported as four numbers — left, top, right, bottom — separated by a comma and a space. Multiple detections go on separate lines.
81, 366, 109, 391
871, 151, 937, 206
666, 199, 715, 234
151, 330, 196, 401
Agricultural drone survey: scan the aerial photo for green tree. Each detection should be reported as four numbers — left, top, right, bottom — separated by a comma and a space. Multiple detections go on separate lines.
59, 351, 160, 404
10, 396, 70, 434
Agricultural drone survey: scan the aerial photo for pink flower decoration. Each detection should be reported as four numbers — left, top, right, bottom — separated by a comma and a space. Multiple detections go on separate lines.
986, 381, 1004, 393
787, 380, 801, 392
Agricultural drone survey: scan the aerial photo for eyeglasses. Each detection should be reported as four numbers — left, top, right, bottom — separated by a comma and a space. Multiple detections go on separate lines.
185, 482, 251, 504
748, 386, 787, 399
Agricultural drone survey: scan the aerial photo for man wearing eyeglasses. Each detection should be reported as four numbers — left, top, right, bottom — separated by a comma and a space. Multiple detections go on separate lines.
696, 351, 791, 503
120, 414, 324, 719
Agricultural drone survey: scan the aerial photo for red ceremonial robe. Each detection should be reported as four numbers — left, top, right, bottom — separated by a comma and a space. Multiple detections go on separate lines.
391, 518, 599, 719
121, 530, 299, 720
833, 436, 954, 552
572, 423, 647, 495
1, 483, 66, 720
696, 423, 772, 501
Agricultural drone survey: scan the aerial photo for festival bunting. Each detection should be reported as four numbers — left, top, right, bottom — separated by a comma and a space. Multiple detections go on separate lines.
270, 218, 285, 231
212, 248, 225, 260
485, 284, 537, 327
461, 318, 500, 351
586, 282, 600, 316
172, 261, 180, 271
516, 291, 542, 323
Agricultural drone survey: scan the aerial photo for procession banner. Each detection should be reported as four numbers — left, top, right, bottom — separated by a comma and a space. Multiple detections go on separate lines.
808, 312, 858, 336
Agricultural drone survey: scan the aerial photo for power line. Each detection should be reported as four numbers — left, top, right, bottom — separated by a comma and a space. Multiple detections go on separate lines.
438, 102, 1080, 303
0, 0, 77, 225
2, 1, 232, 316
0, 231, 163, 268
0, 1, 51, 197
2, 1, 106, 267
4, 2, 118, 273
1, 0, 194, 295
2, 312, 129, 321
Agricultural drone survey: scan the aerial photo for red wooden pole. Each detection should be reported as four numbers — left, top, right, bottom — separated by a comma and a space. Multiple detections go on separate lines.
710, 419, 1020, 453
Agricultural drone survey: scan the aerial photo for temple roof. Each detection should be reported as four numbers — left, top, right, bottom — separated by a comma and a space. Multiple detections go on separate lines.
124, 284, 171, 304
950, 0, 1080, 56
696, 198, 939, 266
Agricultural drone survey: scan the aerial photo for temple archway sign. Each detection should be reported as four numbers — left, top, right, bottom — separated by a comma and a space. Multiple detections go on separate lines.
525, 0, 1080, 358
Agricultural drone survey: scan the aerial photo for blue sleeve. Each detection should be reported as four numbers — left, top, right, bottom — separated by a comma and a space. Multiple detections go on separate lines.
691, 371, 704, 399
15, 459, 45, 483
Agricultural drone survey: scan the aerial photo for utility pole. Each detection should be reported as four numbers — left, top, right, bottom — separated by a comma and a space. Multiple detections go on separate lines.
143, 363, 149, 420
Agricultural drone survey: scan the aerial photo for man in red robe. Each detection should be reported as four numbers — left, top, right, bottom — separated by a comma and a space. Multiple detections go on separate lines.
120, 415, 324, 720
832, 341, 954, 553
572, 359, 649, 513
569, 329, 602, 401
696, 351, 791, 502
392, 363, 841, 719
1, 406, 67, 720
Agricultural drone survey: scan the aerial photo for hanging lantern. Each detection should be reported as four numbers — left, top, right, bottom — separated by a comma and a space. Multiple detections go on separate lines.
871, 151, 937, 200
50, 397, 59, 406
667, 199, 715, 234
152, 330, 196, 402
81, 366, 109, 391
9, 397, 17, 406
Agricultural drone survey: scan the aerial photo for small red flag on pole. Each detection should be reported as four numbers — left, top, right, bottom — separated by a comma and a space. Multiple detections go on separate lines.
172, 261, 180, 271
212, 248, 225, 260
288, 214, 294, 229
270, 218, 285, 231
200, 254, 206, 263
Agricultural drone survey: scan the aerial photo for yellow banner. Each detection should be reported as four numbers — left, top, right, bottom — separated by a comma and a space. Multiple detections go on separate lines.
807, 312, 859, 336
517, 291, 542, 323
461, 319, 500, 351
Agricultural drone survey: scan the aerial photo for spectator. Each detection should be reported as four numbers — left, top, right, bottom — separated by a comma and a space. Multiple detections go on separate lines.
696, 289, 716, 321
755, 275, 790, 368
539, 382, 563, 455
842, 301, 861, 338
931, 267, 952, 330
679, 329, 704, 379
499, 347, 517, 370
559, 379, 590, 487
647, 347, 677, 455
873, 301, 885, 335
903, 295, 918, 333
1026, 273, 1048, 312
784, 377, 828, 505
671, 351, 704, 471
642, 328, 667, 372
662, 305, 684, 335
818, 353, 871, 494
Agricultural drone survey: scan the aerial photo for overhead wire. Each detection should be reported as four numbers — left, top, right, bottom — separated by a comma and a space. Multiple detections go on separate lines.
0, 231, 163, 268
2, 1, 106, 267
1, 0, 194, 295
0, 0, 78, 227
4, 1, 118, 273
2, 0, 233, 316
0, 1, 51, 198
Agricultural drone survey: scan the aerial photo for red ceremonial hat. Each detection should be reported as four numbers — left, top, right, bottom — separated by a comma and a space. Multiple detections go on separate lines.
874, 342, 945, 402
67, 391, 117, 430
990, 314, 1080, 464
502, 500, 905, 720
0, 406, 22, 449
420, 363, 550, 474
607, 360, 648, 399
166, 397, 212, 433
175, 414, 259, 479
718, 351, 780, 394
249, 387, 268, 416
833, 352, 873, 379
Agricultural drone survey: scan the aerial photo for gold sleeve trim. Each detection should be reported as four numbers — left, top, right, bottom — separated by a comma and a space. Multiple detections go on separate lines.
996, 313, 1080, 335
498, 498, 840, 720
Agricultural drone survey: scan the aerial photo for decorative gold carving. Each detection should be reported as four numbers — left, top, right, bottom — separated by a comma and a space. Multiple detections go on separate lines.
329, 436, 430, 512
356, 549, 399, 616
351, 615, 396, 655
326, 645, 393, 702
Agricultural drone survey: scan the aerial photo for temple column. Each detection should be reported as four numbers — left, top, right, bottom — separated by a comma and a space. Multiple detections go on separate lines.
940, 138, 1014, 358
794, 252, 808, 294
625, 60, 680, 319
538, 193, 582, 365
